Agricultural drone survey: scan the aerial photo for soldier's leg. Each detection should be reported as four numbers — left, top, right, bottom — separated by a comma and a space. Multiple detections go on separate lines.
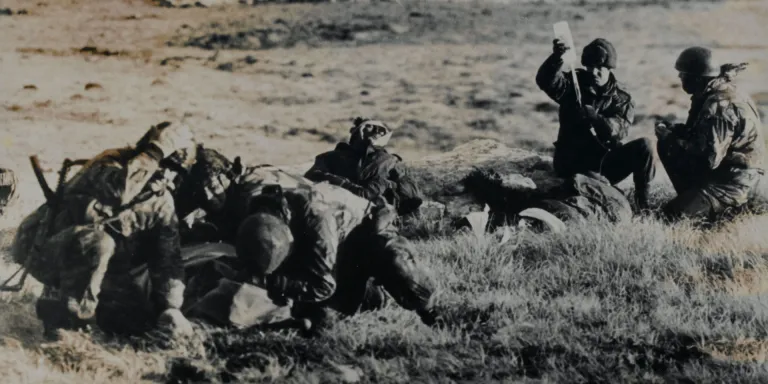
95, 277, 157, 337
661, 189, 714, 224
600, 137, 658, 209
36, 286, 92, 340
369, 234, 437, 325
127, 192, 193, 337
656, 134, 699, 194
56, 226, 117, 321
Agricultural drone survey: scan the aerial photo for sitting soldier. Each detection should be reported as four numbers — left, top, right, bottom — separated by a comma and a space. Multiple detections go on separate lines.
304, 117, 424, 217
12, 121, 198, 340
654, 46, 766, 224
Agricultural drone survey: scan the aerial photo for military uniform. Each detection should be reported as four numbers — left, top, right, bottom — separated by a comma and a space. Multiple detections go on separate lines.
657, 76, 766, 221
530, 172, 634, 224
179, 155, 437, 328
304, 122, 423, 217
536, 39, 656, 208
12, 122, 195, 338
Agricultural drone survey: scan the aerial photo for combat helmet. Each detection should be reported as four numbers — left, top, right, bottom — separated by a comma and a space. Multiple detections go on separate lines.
675, 46, 721, 77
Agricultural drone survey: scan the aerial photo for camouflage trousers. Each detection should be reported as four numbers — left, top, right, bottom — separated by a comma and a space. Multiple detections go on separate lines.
657, 134, 766, 222
29, 191, 185, 338
554, 137, 658, 208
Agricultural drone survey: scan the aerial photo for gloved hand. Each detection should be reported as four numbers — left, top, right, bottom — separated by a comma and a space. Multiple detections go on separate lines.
553, 38, 569, 57
581, 105, 599, 121
145, 121, 196, 160
157, 308, 195, 338
264, 274, 297, 306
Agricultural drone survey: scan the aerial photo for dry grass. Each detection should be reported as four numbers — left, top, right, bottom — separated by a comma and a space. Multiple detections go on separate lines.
4, 201, 768, 382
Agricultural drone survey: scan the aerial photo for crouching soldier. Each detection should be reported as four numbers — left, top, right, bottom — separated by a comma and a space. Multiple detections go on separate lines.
230, 185, 439, 333
304, 117, 424, 216
171, 150, 439, 331
536, 37, 657, 210
11, 121, 198, 340
655, 46, 766, 223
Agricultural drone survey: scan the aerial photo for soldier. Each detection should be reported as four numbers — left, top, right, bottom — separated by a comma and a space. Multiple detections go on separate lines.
231, 185, 439, 333
654, 47, 766, 223
304, 117, 424, 217
12, 121, 198, 339
172, 150, 439, 331
536, 37, 657, 210
463, 168, 633, 230
0, 167, 18, 216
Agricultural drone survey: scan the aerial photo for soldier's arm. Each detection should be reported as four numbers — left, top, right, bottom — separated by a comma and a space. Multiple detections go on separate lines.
590, 95, 635, 146
304, 154, 370, 196
690, 99, 737, 170
304, 153, 346, 185
266, 195, 337, 304
146, 193, 186, 313
535, 53, 572, 104
355, 152, 401, 200
388, 161, 424, 215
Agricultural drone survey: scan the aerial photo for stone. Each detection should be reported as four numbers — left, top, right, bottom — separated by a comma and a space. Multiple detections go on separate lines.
275, 139, 563, 220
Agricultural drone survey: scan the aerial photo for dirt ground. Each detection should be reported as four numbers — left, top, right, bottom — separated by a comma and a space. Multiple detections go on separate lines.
0, 0, 766, 180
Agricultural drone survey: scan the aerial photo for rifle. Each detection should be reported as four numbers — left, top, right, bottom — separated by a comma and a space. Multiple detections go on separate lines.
0, 156, 87, 292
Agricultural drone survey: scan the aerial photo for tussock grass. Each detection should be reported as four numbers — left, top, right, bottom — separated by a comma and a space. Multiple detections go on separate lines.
147, 215, 768, 383
3, 169, 768, 382
5, 202, 768, 382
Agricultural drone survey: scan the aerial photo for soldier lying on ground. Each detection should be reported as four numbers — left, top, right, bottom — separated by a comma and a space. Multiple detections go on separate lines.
169, 149, 440, 333
463, 168, 633, 230
536, 37, 657, 210
11, 121, 198, 340
304, 117, 424, 217
654, 46, 767, 224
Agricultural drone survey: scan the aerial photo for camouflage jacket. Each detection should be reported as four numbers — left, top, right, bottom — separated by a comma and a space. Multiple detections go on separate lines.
13, 146, 185, 312
200, 166, 376, 304
533, 172, 633, 224
536, 53, 636, 163
304, 143, 423, 215
671, 77, 765, 173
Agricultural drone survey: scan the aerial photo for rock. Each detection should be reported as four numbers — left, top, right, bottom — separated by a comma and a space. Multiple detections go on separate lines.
405, 139, 561, 218
388, 23, 410, 34
274, 139, 562, 220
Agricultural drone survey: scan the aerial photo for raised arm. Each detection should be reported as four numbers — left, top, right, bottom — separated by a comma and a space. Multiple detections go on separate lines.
535, 40, 574, 104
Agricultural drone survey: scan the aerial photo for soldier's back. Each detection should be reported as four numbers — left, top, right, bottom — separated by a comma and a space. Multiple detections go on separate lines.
709, 81, 765, 170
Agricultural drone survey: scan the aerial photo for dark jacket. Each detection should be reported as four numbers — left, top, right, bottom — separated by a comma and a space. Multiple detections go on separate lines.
536, 53, 636, 177
305, 142, 423, 216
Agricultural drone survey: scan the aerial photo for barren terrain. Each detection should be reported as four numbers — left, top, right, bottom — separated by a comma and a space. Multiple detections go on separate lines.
1, 0, 768, 382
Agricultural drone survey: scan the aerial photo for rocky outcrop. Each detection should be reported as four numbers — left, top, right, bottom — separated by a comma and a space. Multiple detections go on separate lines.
278, 139, 563, 221
404, 139, 562, 219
